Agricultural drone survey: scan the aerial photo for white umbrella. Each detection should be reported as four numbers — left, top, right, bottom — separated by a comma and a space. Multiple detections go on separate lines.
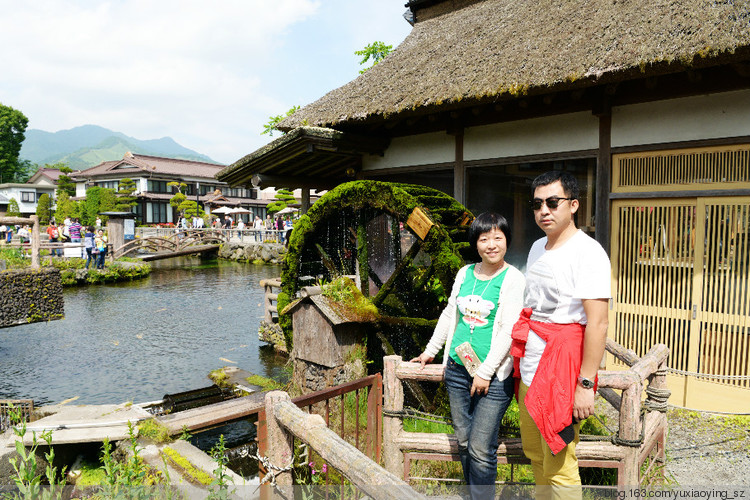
277, 206, 299, 215
230, 207, 252, 214
211, 206, 233, 214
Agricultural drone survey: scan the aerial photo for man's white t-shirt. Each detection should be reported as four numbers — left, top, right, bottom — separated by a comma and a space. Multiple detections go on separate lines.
520, 230, 611, 387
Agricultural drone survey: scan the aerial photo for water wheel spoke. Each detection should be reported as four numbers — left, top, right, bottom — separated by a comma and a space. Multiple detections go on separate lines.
315, 243, 339, 277
372, 240, 423, 307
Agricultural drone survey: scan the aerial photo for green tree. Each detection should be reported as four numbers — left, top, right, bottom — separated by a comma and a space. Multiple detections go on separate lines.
167, 182, 190, 220
55, 165, 77, 198
0, 103, 29, 183
35, 193, 53, 224
54, 191, 77, 222
266, 188, 296, 216
81, 186, 117, 225
6, 197, 21, 217
261, 105, 300, 137
355, 41, 393, 74
116, 178, 138, 212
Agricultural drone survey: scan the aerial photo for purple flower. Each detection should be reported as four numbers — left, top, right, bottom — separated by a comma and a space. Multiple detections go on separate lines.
321, 464, 328, 474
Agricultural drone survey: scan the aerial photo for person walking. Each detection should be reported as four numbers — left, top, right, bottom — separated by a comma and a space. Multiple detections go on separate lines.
253, 216, 263, 242
264, 214, 273, 241
46, 221, 62, 256
94, 229, 108, 270
411, 212, 525, 499
84, 226, 96, 269
511, 171, 610, 495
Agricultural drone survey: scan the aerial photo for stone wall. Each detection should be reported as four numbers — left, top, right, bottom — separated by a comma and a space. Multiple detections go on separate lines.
292, 358, 366, 394
218, 242, 287, 264
0, 268, 64, 328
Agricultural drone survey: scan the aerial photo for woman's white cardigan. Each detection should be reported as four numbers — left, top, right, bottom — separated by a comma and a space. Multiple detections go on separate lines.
422, 263, 526, 381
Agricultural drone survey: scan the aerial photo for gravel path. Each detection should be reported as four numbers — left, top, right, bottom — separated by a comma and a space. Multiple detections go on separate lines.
595, 397, 750, 487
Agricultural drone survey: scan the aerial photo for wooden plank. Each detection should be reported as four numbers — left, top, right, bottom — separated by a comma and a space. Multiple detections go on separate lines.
406, 207, 434, 240
158, 392, 266, 433
137, 244, 220, 261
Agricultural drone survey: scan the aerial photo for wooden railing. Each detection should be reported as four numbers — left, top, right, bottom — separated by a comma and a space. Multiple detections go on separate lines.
383, 339, 670, 487
0, 215, 40, 268
260, 278, 282, 324
257, 374, 387, 497
261, 389, 425, 500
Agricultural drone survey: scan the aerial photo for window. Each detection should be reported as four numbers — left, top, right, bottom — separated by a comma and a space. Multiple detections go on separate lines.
145, 202, 173, 223
20, 191, 36, 203
147, 180, 170, 193
96, 181, 119, 190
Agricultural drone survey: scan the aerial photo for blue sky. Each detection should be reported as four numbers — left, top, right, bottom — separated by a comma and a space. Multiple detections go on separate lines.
0, 1, 413, 164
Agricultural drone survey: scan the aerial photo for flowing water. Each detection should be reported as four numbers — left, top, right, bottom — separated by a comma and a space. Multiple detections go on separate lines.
0, 258, 287, 406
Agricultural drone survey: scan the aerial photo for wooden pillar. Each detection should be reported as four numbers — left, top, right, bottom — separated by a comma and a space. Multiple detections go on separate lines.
619, 380, 643, 486
452, 129, 465, 205
263, 391, 293, 494
383, 355, 404, 477
595, 106, 612, 252
301, 188, 311, 214
30, 215, 40, 269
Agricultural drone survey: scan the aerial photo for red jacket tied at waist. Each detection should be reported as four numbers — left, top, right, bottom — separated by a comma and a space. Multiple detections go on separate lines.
511, 307, 594, 455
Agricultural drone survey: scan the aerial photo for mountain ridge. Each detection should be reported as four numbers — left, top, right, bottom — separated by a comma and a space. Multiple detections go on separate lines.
21, 125, 219, 169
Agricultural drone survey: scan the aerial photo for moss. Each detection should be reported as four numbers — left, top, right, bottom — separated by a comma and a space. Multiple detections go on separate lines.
321, 276, 379, 322
208, 368, 230, 388
279, 180, 471, 351
161, 447, 213, 486
137, 418, 172, 443
75, 461, 107, 487
246, 374, 284, 391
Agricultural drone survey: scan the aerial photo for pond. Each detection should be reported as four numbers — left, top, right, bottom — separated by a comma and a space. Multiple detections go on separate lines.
0, 258, 287, 406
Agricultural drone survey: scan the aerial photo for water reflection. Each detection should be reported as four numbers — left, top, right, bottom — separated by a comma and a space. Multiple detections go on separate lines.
0, 258, 286, 406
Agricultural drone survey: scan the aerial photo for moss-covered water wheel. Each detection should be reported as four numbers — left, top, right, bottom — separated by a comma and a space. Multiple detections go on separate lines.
279, 180, 474, 368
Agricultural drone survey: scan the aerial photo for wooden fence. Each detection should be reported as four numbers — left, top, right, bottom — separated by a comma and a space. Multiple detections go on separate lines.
383, 339, 670, 487
0, 215, 40, 268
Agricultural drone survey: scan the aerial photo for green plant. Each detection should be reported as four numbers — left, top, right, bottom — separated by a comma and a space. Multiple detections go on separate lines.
208, 435, 234, 500
178, 426, 193, 441
100, 422, 163, 498
245, 374, 284, 391
208, 368, 230, 388
137, 418, 173, 443
5, 403, 67, 499
161, 447, 213, 485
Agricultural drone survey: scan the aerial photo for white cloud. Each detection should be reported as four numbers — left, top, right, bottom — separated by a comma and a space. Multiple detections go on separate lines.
0, 0, 411, 164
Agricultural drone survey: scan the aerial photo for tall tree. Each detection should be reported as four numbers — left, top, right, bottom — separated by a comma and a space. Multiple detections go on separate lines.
55, 165, 77, 198
54, 191, 77, 222
355, 41, 393, 74
116, 178, 138, 212
6, 197, 21, 217
36, 193, 53, 224
266, 189, 296, 216
0, 103, 29, 183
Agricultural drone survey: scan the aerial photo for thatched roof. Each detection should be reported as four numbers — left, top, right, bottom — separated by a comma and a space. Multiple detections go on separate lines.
281, 0, 750, 130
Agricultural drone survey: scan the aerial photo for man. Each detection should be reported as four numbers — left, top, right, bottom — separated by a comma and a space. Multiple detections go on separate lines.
253, 216, 263, 242
511, 171, 610, 492
46, 221, 62, 256
69, 218, 83, 257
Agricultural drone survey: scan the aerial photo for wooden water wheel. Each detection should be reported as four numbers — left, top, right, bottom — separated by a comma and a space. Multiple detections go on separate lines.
279, 180, 474, 357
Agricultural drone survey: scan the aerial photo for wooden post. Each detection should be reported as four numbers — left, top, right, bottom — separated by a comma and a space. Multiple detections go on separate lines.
301, 188, 311, 214
273, 397, 424, 500
30, 215, 40, 269
619, 380, 643, 485
383, 355, 404, 477
263, 391, 293, 491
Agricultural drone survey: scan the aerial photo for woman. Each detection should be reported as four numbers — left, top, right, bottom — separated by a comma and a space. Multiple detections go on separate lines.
94, 229, 108, 270
84, 226, 96, 269
411, 212, 525, 497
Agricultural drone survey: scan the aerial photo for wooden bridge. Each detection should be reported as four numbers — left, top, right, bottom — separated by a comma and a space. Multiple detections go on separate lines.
114, 229, 229, 261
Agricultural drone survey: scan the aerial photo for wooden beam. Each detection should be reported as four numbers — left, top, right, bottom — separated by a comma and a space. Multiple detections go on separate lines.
251, 174, 338, 190
595, 105, 612, 252
453, 129, 465, 206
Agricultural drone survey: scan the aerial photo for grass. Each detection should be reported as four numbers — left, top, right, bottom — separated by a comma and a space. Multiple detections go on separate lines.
138, 418, 173, 443
161, 447, 213, 486
245, 374, 284, 391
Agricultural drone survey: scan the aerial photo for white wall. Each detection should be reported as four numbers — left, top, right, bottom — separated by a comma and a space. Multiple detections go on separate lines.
612, 89, 750, 148
362, 131, 454, 171
464, 112, 599, 161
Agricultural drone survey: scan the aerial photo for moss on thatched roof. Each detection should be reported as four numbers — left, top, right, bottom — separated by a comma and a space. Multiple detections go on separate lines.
281, 0, 750, 130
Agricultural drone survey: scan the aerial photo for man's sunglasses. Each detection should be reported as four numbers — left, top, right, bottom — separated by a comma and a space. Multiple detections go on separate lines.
529, 197, 575, 210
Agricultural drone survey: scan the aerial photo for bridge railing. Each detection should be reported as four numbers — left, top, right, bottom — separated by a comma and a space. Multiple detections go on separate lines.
135, 226, 290, 243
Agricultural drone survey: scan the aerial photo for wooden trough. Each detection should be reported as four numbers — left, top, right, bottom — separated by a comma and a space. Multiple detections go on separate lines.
383, 339, 670, 487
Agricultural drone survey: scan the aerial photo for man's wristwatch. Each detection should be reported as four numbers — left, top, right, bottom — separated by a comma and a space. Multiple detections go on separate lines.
577, 375, 595, 389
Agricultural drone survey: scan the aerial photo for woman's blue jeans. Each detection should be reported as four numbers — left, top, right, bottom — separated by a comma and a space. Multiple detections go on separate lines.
85, 248, 94, 269
444, 357, 514, 497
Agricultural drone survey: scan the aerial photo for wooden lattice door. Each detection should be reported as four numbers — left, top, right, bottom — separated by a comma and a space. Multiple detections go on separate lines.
609, 197, 750, 411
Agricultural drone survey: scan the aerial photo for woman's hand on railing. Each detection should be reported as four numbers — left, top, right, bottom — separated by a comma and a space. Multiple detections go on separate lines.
410, 353, 434, 369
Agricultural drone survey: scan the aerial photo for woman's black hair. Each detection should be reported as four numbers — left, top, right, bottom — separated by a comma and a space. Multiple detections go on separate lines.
468, 212, 512, 254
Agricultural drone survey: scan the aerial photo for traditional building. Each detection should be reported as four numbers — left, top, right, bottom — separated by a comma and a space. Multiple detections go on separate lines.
71, 152, 268, 224
0, 182, 56, 216
218, 0, 750, 411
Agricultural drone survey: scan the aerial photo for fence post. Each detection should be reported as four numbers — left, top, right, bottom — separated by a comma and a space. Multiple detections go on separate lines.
30, 215, 40, 269
619, 379, 643, 485
383, 355, 404, 477
264, 391, 294, 490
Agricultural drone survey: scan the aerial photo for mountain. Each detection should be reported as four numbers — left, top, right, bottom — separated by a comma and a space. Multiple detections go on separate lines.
20, 125, 219, 169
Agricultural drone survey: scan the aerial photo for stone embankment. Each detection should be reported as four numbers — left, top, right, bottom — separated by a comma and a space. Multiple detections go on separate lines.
218, 241, 287, 264
0, 267, 64, 327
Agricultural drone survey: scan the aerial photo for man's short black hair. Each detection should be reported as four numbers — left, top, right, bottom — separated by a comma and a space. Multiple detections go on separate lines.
469, 212, 512, 254
531, 171, 580, 200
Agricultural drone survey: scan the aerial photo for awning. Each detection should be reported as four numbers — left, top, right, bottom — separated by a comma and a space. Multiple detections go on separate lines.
216, 126, 389, 190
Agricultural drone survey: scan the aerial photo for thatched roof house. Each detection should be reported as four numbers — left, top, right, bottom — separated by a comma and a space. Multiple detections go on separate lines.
279, 0, 750, 134
221, 0, 750, 412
